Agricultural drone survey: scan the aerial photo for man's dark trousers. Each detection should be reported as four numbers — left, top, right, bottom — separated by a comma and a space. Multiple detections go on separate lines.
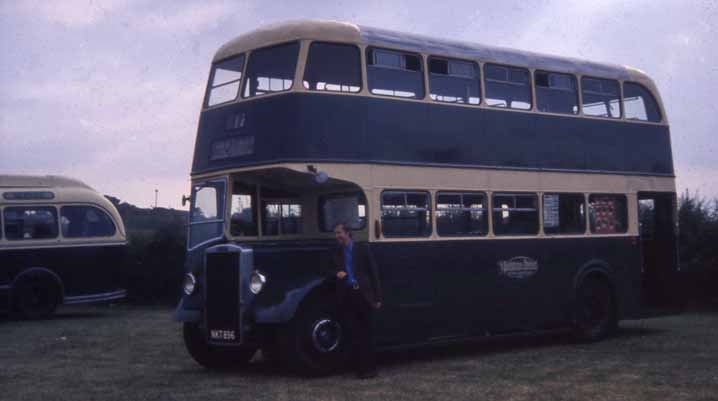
341, 287, 376, 375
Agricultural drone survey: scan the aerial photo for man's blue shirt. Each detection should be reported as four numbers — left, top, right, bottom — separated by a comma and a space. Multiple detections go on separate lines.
344, 240, 357, 287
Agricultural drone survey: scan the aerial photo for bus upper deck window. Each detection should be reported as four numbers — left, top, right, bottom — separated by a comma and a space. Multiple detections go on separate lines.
429, 57, 481, 105
367, 48, 424, 99
484, 64, 532, 110
303, 42, 361, 93
582, 77, 621, 118
206, 55, 245, 107
535, 71, 578, 115
623, 82, 661, 122
242, 42, 300, 98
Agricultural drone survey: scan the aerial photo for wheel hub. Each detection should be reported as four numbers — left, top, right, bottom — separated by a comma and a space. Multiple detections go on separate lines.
311, 318, 342, 353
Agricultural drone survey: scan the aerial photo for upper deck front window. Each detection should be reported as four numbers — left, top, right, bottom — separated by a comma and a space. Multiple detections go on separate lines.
303, 42, 361, 93
242, 42, 300, 98
206, 55, 245, 107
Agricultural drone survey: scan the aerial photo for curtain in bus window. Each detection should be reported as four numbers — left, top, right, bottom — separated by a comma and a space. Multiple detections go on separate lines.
492, 193, 538, 235
589, 195, 628, 234
543, 193, 586, 235
581, 77, 620, 118
243, 42, 300, 98
207, 55, 245, 107
60, 206, 116, 238
484, 64, 531, 109
303, 42, 361, 93
381, 191, 431, 237
623, 82, 661, 122
428, 58, 481, 105
3, 206, 59, 240
436, 192, 487, 236
367, 48, 424, 99
535, 71, 578, 114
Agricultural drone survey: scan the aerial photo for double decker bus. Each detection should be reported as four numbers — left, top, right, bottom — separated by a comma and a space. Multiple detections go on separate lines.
175, 20, 677, 374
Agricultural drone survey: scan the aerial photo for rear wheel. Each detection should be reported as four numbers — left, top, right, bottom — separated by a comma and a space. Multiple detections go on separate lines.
12, 274, 60, 320
182, 322, 257, 370
574, 276, 616, 342
279, 298, 349, 376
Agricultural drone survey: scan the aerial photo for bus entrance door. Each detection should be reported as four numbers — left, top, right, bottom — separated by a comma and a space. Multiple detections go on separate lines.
638, 192, 678, 306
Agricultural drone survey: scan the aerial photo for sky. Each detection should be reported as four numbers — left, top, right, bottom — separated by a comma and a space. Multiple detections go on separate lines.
1, 0, 716, 209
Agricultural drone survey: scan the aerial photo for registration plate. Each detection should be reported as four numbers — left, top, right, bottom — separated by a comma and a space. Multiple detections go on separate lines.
210, 329, 236, 341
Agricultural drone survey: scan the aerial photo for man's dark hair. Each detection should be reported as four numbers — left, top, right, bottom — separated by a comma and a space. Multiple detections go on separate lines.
333, 222, 353, 237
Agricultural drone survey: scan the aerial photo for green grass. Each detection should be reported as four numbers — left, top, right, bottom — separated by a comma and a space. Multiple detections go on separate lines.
2, 306, 718, 401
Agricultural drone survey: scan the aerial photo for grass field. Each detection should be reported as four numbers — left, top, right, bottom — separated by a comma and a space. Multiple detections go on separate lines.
1, 305, 717, 401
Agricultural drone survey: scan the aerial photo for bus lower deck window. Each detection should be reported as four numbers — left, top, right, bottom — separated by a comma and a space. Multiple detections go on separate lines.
543, 193, 586, 235
436, 192, 487, 236
230, 186, 258, 237
381, 191, 431, 237
492, 193, 539, 235
589, 194, 628, 234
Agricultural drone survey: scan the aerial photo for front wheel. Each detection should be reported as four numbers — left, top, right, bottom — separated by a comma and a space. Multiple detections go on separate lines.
573, 276, 616, 342
278, 298, 349, 376
183, 323, 257, 370
12, 274, 60, 320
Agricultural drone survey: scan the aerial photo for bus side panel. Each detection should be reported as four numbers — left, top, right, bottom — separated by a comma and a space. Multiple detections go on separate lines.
0, 244, 126, 298
369, 236, 641, 346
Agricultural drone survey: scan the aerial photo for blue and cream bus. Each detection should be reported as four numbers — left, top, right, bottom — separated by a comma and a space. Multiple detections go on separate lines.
175, 20, 677, 374
0, 175, 127, 318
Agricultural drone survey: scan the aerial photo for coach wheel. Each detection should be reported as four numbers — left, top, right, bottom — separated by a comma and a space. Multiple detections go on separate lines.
182, 322, 257, 370
279, 298, 349, 376
574, 276, 616, 342
12, 274, 60, 320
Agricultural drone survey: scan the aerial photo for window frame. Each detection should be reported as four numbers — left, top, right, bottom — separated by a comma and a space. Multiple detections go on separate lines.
483, 63, 533, 110
534, 69, 580, 115
435, 191, 488, 237
380, 190, 432, 238
366, 46, 425, 100
622, 81, 662, 123
302, 41, 363, 94
491, 192, 540, 236
317, 191, 368, 233
204, 54, 246, 109
427, 55, 482, 106
588, 193, 629, 235
542, 192, 587, 236
187, 179, 227, 250
580, 75, 622, 119
2, 205, 60, 241
59, 204, 117, 239
241, 41, 301, 99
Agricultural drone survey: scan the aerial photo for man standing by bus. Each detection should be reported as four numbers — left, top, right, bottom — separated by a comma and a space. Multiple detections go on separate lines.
332, 222, 383, 379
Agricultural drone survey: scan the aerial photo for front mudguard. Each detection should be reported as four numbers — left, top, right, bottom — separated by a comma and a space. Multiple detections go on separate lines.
175, 295, 201, 322
253, 278, 326, 324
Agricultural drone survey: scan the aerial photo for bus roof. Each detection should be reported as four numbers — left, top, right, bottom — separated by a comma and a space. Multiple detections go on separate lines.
0, 175, 93, 190
213, 20, 656, 89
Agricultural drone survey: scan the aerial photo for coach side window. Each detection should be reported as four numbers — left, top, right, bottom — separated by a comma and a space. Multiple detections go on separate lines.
492, 193, 539, 235
242, 42, 300, 98
623, 82, 662, 122
206, 54, 245, 107
60, 206, 116, 238
3, 206, 59, 240
589, 194, 628, 234
381, 191, 431, 237
428, 57, 481, 105
367, 48, 424, 99
543, 193, 586, 235
535, 71, 578, 114
436, 192, 487, 236
582, 77, 621, 118
484, 64, 531, 110
303, 42, 361, 93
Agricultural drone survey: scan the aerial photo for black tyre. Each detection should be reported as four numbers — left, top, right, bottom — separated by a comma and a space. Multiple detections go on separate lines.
12, 274, 61, 320
573, 276, 616, 342
183, 322, 257, 370
278, 298, 349, 376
